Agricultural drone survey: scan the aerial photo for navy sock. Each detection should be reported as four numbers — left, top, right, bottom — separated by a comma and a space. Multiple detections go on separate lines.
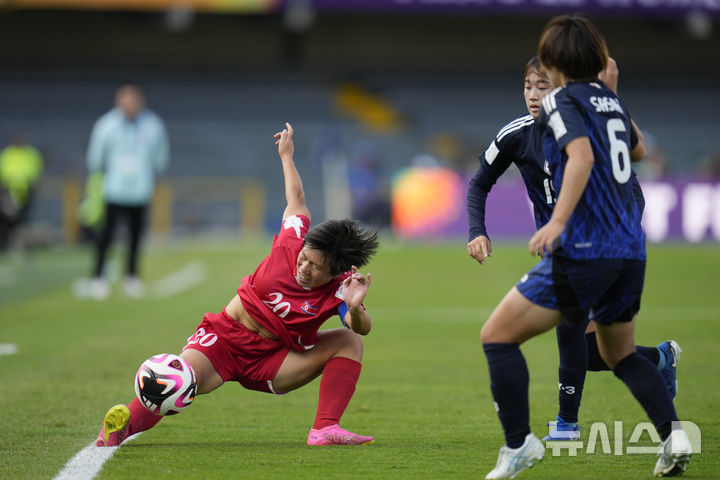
483, 343, 530, 448
556, 321, 587, 423
637, 345, 661, 367
613, 353, 677, 441
585, 332, 610, 371
557, 367, 584, 424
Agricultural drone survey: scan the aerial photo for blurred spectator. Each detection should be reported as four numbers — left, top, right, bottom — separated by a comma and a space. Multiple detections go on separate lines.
697, 150, 720, 179
78, 172, 106, 244
82, 84, 169, 300
635, 131, 668, 180
0, 135, 44, 250
347, 141, 391, 228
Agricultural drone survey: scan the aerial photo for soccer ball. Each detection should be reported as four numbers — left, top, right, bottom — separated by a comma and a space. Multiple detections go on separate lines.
135, 353, 197, 416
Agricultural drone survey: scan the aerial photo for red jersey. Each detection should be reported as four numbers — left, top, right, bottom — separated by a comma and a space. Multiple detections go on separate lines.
237, 215, 350, 352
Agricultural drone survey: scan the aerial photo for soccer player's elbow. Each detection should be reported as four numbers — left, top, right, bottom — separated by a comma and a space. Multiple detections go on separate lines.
354, 322, 371, 336
631, 143, 646, 163
351, 316, 371, 335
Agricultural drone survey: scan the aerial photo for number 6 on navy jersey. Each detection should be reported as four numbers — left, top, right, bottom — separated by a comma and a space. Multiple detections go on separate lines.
606, 118, 631, 184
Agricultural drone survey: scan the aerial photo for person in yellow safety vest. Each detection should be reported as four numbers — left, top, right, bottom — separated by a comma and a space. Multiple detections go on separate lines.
0, 136, 44, 248
78, 172, 106, 242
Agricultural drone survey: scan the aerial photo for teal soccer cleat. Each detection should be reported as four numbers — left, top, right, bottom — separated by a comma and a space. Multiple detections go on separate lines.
657, 340, 682, 399
543, 416, 580, 441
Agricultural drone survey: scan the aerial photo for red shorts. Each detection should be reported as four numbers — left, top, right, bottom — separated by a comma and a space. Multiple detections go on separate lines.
182, 309, 290, 394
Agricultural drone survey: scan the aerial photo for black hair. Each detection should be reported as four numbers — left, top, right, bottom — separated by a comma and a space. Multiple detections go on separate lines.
523, 55, 544, 81
538, 14, 608, 82
303, 219, 379, 277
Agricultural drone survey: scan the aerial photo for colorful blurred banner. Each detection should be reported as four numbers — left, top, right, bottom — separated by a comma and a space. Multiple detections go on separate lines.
302, 0, 720, 16
7, 0, 716, 15
391, 167, 467, 239
7, 0, 716, 14
392, 168, 720, 243
7, 0, 280, 12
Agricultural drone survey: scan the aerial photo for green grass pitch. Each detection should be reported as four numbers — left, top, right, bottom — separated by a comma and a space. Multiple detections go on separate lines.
1, 239, 718, 479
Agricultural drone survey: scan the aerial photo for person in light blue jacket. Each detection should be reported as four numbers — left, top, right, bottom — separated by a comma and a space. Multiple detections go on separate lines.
86, 84, 169, 299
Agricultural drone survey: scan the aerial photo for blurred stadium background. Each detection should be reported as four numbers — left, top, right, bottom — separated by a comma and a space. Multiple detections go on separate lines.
0, 0, 719, 244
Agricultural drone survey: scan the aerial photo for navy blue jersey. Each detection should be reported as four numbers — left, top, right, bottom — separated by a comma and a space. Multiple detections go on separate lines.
540, 81, 645, 260
467, 114, 554, 241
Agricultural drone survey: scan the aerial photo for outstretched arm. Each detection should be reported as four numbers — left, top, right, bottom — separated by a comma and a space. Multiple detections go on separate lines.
274, 122, 311, 221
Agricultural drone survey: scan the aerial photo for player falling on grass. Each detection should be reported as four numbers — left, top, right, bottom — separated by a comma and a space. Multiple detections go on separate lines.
466, 56, 681, 443
480, 15, 691, 479
95, 123, 379, 447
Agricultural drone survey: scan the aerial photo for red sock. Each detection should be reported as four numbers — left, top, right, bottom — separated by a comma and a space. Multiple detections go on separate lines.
313, 357, 362, 430
127, 397, 164, 436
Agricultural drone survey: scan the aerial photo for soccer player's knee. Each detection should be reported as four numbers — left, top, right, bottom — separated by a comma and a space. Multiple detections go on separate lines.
599, 351, 621, 370
596, 343, 629, 370
480, 322, 497, 344
339, 328, 364, 357
481, 314, 516, 343
181, 350, 221, 395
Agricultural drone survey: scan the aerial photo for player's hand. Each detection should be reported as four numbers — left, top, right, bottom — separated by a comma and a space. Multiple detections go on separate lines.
598, 57, 619, 95
528, 220, 564, 258
342, 266, 371, 308
467, 235, 492, 265
274, 122, 295, 160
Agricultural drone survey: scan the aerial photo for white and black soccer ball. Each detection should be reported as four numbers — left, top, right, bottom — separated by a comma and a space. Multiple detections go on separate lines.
135, 353, 197, 416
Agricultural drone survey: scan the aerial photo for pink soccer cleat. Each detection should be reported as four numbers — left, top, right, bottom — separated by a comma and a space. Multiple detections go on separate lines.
95, 404, 131, 447
307, 424, 374, 446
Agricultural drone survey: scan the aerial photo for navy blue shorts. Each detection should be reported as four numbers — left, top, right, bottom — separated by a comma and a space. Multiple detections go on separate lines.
516, 252, 645, 325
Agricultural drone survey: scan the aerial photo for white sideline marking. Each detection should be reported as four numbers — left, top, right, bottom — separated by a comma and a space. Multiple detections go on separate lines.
152, 261, 207, 299
53, 434, 141, 480
0, 343, 18, 355
53, 443, 118, 480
